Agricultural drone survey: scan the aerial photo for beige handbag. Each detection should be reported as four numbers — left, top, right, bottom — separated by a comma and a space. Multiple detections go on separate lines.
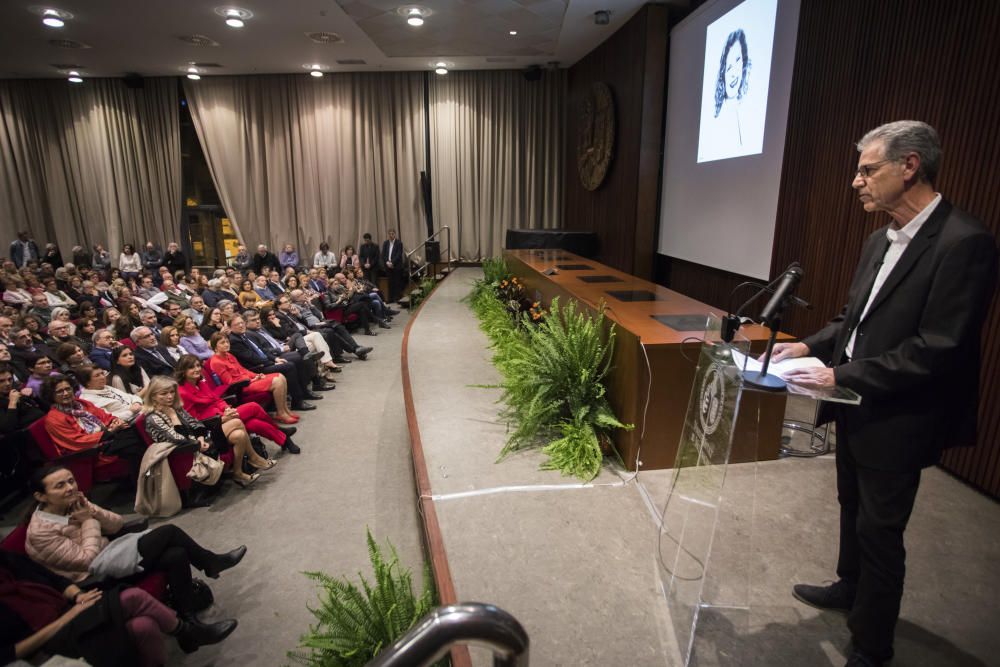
187, 451, 224, 486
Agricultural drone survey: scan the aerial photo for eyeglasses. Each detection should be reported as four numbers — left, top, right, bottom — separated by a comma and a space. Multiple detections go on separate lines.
855, 158, 895, 179
54, 386, 74, 394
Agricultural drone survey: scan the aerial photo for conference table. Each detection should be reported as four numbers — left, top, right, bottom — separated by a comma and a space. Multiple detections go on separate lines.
504, 249, 790, 470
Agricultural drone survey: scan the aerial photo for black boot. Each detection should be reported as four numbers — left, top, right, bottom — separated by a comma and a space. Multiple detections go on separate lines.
284, 436, 302, 454
203, 545, 247, 579
173, 615, 238, 653
182, 482, 215, 509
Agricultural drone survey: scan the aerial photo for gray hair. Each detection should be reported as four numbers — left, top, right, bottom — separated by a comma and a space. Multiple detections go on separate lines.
139, 308, 157, 319
857, 120, 941, 184
131, 326, 151, 342
207, 278, 222, 289
92, 327, 110, 344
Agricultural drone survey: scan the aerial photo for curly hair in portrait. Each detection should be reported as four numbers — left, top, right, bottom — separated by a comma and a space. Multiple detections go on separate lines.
714, 28, 751, 117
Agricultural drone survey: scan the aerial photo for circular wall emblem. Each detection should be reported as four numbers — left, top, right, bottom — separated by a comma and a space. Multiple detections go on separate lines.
698, 364, 726, 436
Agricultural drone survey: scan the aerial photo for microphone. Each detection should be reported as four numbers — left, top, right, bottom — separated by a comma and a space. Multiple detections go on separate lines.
758, 263, 803, 328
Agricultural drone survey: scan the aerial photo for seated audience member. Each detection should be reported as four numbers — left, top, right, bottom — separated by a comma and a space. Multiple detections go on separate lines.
100, 306, 123, 331
312, 242, 338, 273
118, 244, 142, 281
241, 310, 327, 395
45, 319, 89, 354
175, 354, 300, 454
271, 297, 345, 378
143, 375, 272, 487
218, 275, 240, 302
25, 465, 245, 626
200, 307, 228, 341
24, 354, 58, 395
2, 275, 33, 308
242, 277, 271, 309
266, 270, 286, 297
141, 241, 163, 272
279, 244, 299, 272
0, 316, 14, 347
91, 244, 111, 274
89, 329, 117, 370
10, 328, 54, 378
43, 276, 76, 308
325, 273, 378, 335
131, 326, 177, 377
0, 549, 235, 665
137, 308, 162, 338
231, 245, 251, 271
305, 267, 327, 293
177, 315, 213, 360
206, 332, 303, 423
109, 346, 151, 397
77, 365, 142, 422
201, 279, 227, 308
159, 326, 184, 362
340, 244, 358, 270
146, 276, 190, 311
19, 315, 50, 347
183, 294, 208, 326
163, 242, 187, 275
283, 274, 301, 291
288, 289, 372, 360
54, 343, 90, 375
359, 232, 380, 283
28, 292, 54, 326
217, 300, 238, 326
350, 267, 395, 320
262, 307, 337, 385
50, 306, 77, 334
75, 317, 97, 344
41, 374, 144, 467
0, 361, 45, 433
135, 274, 158, 300
158, 301, 184, 327
252, 244, 280, 275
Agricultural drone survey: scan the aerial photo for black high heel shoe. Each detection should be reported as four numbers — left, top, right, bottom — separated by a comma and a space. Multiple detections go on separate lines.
204, 545, 248, 579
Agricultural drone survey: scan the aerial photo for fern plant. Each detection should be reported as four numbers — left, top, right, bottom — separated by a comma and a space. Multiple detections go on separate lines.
289, 530, 441, 667
469, 279, 633, 480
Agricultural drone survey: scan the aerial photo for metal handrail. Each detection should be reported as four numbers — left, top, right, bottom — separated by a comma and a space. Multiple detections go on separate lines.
365, 602, 529, 667
405, 225, 455, 283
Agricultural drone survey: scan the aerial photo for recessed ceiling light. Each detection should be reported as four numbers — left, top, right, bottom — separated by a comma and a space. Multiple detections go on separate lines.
68, 75, 82, 83
67, 70, 79, 76
407, 16, 424, 27
310, 70, 323, 78
214, 6, 253, 27
186, 66, 199, 73
435, 61, 447, 68
398, 6, 430, 27
33, 7, 73, 27
509, 30, 517, 36
225, 17, 244, 28
187, 73, 201, 80
43, 16, 64, 27
435, 67, 447, 75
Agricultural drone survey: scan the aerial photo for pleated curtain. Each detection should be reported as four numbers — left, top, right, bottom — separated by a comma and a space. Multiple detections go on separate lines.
0, 78, 181, 257
183, 73, 427, 257
429, 70, 565, 259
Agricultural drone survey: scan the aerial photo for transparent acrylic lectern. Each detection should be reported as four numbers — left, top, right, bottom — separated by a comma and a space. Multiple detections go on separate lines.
656, 313, 860, 665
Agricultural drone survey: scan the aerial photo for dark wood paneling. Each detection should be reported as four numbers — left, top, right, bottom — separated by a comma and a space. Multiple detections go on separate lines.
563, 5, 670, 278
663, 0, 1000, 498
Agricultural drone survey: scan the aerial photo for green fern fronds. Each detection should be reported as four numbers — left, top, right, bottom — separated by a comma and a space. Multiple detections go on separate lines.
288, 530, 441, 667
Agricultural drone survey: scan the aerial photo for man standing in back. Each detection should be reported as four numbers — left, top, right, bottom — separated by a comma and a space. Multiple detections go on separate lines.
381, 229, 405, 303
773, 121, 998, 667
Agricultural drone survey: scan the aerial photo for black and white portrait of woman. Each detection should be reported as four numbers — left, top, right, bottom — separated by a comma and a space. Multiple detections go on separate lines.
697, 0, 777, 163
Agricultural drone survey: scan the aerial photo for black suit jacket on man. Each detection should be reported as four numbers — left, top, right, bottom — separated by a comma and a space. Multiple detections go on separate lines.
228, 331, 283, 371
134, 345, 177, 377
381, 239, 404, 268
803, 199, 998, 471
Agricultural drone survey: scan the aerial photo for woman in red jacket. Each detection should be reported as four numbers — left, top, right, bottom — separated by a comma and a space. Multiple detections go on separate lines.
174, 355, 301, 455
204, 333, 299, 424
41, 374, 145, 472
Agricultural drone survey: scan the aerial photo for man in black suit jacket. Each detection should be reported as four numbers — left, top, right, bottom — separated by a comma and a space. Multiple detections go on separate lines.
226, 314, 316, 410
131, 326, 177, 377
773, 121, 998, 667
380, 229, 405, 303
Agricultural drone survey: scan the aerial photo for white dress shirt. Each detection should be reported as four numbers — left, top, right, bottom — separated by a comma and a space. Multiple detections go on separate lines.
846, 194, 941, 358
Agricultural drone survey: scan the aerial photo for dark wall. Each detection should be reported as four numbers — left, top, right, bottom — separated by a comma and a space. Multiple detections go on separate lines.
660, 0, 1000, 498
563, 4, 670, 279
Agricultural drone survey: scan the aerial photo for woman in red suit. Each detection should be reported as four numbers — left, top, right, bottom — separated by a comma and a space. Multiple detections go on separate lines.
204, 333, 299, 424
174, 355, 301, 455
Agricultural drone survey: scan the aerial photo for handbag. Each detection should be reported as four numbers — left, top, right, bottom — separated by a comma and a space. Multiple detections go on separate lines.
187, 451, 224, 485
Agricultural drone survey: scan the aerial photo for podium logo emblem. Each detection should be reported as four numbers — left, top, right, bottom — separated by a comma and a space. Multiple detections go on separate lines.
698, 363, 726, 437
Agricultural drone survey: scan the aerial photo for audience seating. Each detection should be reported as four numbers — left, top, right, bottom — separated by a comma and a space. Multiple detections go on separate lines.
26, 417, 131, 494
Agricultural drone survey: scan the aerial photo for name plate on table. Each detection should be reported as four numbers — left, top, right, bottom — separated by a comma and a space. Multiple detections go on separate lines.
607, 289, 661, 302
577, 275, 624, 284
556, 264, 594, 270
651, 314, 713, 332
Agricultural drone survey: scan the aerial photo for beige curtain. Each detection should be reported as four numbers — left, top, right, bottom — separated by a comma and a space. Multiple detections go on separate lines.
183, 73, 426, 257
0, 78, 181, 257
429, 70, 564, 260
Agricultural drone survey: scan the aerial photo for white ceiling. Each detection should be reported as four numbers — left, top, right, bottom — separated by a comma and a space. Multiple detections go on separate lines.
0, 0, 682, 79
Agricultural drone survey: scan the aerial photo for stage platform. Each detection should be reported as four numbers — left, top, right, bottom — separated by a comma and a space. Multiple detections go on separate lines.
403, 268, 1000, 667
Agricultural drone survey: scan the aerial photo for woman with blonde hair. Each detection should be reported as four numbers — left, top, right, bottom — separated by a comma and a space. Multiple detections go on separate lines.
142, 375, 274, 487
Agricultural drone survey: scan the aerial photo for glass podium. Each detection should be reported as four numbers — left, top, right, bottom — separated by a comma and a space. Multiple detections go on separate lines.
656, 314, 860, 665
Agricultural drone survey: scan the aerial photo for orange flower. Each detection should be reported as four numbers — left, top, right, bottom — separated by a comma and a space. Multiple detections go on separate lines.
532, 301, 540, 308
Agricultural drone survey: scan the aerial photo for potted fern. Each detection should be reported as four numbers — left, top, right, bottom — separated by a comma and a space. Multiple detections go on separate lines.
289, 530, 443, 667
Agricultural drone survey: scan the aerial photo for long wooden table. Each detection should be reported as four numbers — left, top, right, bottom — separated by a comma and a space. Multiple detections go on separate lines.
504, 249, 790, 470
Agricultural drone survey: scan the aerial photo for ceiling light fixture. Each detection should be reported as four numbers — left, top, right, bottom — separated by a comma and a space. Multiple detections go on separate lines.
435, 67, 448, 75
509, 30, 517, 36
186, 67, 201, 81
398, 6, 431, 27
33, 7, 73, 28
68, 74, 82, 83
214, 6, 253, 28
310, 70, 323, 78
407, 9, 424, 27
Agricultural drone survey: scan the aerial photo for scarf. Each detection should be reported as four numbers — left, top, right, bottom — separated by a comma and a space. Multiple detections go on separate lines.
56, 401, 105, 434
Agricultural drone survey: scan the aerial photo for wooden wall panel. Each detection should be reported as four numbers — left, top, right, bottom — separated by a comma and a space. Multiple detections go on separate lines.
660, 0, 1000, 498
563, 5, 670, 278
